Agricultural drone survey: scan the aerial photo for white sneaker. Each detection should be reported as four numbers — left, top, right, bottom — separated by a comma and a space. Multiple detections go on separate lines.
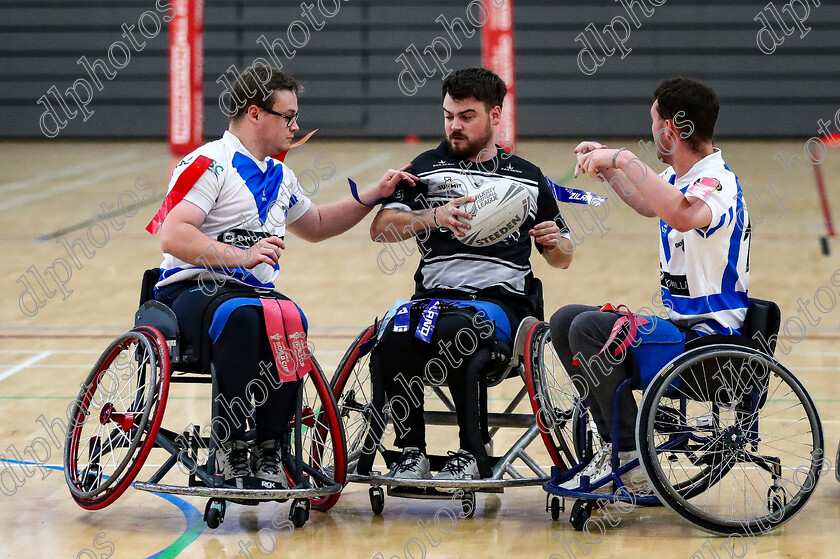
387, 447, 431, 479
434, 449, 480, 484
433, 450, 480, 493
560, 443, 613, 490
560, 444, 642, 493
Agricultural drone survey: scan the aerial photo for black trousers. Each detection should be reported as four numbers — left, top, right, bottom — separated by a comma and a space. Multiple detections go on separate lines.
156, 282, 301, 443
370, 302, 514, 455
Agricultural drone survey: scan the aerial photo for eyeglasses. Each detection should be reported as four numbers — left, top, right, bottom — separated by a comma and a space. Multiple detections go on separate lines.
261, 107, 300, 128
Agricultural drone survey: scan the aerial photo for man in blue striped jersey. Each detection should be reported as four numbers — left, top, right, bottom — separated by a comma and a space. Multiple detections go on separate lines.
550, 77, 751, 490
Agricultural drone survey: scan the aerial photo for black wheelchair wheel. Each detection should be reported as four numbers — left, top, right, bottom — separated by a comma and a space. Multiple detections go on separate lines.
636, 345, 824, 535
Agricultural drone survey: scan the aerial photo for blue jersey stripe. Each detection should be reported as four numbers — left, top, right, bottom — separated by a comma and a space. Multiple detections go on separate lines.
232, 152, 285, 225
662, 287, 749, 315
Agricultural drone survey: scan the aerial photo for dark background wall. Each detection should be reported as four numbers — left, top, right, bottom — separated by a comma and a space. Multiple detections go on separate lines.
2, 0, 839, 140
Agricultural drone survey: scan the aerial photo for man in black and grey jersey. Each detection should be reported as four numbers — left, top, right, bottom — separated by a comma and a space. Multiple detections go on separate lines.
369, 68, 573, 483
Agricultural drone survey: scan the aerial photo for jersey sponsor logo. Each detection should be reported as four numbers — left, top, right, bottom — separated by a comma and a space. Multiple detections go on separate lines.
433, 159, 449, 167
209, 161, 224, 176
176, 156, 223, 176
675, 239, 685, 251
501, 163, 521, 173
660, 271, 689, 296
436, 176, 466, 197
686, 177, 721, 200
218, 228, 270, 248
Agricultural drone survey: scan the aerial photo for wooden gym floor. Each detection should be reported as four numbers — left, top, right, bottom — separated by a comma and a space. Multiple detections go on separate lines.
1, 138, 839, 558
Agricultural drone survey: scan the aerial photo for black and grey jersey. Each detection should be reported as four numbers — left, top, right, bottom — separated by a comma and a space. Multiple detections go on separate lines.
379, 140, 570, 320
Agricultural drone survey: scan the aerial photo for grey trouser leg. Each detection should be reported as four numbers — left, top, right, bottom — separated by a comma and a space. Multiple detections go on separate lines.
549, 304, 638, 451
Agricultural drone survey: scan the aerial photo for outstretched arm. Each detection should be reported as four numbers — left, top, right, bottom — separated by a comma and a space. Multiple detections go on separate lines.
577, 145, 712, 232
288, 164, 419, 242
574, 141, 656, 218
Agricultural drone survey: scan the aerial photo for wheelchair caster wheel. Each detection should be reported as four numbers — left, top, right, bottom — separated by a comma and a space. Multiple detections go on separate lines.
461, 491, 476, 518
569, 500, 591, 531
550, 496, 561, 521
204, 498, 226, 529
290, 499, 310, 528
369, 487, 384, 515
766, 486, 787, 514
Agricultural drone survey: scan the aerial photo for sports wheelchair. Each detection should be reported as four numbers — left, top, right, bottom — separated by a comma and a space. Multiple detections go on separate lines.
63, 269, 346, 529
537, 298, 825, 535
330, 292, 578, 517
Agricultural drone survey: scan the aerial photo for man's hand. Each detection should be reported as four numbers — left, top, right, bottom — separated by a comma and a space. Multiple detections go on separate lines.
436, 196, 476, 238
364, 164, 421, 204
573, 141, 609, 178
529, 221, 565, 250
239, 236, 285, 268
577, 148, 619, 180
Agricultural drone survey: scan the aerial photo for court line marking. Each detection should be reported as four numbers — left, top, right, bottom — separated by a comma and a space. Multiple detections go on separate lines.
0, 459, 203, 558
0, 351, 52, 382
0, 156, 169, 212
0, 151, 140, 194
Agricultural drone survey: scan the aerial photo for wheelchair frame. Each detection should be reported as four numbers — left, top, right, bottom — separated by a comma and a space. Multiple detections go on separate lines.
330, 315, 578, 517
63, 271, 346, 529
538, 299, 825, 535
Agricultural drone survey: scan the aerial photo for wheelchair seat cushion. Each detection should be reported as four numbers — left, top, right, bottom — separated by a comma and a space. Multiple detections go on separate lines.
627, 315, 686, 389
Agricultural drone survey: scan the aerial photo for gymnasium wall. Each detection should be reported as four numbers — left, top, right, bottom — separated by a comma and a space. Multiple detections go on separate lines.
2, 0, 839, 139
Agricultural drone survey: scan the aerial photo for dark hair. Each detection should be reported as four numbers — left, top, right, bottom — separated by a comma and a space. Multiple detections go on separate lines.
653, 77, 719, 151
441, 68, 507, 111
230, 64, 302, 120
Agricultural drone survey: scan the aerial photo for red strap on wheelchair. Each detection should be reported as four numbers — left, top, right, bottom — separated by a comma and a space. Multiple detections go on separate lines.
277, 299, 313, 379
260, 299, 312, 383
145, 155, 213, 235
597, 303, 650, 357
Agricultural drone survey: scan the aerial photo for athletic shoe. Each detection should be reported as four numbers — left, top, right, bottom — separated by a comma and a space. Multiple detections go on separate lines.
433, 449, 480, 488
387, 447, 431, 479
217, 439, 251, 489
252, 439, 289, 489
560, 443, 649, 494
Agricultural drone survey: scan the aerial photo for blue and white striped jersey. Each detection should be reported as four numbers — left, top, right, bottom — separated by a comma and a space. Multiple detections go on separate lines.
659, 149, 751, 336
157, 131, 311, 289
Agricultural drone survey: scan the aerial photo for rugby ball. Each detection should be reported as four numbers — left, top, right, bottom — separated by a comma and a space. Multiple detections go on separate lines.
456, 182, 533, 247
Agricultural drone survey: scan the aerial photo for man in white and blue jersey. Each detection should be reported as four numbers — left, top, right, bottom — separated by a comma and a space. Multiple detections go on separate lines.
154, 64, 418, 489
549, 77, 751, 489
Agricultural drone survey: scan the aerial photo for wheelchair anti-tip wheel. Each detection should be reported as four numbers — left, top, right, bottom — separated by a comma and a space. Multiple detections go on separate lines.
636, 345, 824, 535
296, 358, 347, 511
64, 327, 171, 510
523, 321, 581, 470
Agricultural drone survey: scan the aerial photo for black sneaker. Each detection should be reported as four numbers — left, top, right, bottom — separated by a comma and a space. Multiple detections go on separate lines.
252, 439, 288, 489
217, 440, 251, 489
387, 447, 431, 479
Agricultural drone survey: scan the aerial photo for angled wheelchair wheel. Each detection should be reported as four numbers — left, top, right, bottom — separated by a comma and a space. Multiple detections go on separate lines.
64, 327, 171, 510
300, 357, 347, 511
330, 325, 377, 476
636, 345, 824, 535
523, 321, 580, 470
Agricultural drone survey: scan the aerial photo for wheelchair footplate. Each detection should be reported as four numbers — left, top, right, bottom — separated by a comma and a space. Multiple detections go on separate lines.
543, 462, 660, 506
